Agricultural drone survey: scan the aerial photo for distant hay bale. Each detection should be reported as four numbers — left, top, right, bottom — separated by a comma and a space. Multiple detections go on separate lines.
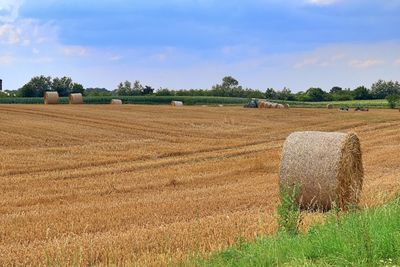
258, 101, 267, 108
279, 131, 363, 211
327, 104, 334, 109
111, 99, 122, 105
171, 101, 183, 106
44, 91, 59, 104
271, 103, 279, 108
218, 104, 224, 107
69, 93, 84, 104
277, 104, 285, 109
283, 103, 290, 109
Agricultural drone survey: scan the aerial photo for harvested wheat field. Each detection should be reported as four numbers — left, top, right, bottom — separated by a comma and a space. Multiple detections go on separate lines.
1, 105, 400, 266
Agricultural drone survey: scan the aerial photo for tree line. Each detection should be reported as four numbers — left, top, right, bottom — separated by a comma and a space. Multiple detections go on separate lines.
5, 75, 400, 104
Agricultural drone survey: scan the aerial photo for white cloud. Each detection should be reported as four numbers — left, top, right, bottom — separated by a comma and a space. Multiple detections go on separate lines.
109, 55, 122, 61
0, 24, 21, 44
0, 0, 23, 22
349, 59, 385, 69
62, 45, 88, 57
306, 0, 339, 6
0, 54, 14, 64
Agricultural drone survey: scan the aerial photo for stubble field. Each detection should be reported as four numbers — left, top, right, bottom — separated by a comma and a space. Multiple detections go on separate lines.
0, 105, 399, 266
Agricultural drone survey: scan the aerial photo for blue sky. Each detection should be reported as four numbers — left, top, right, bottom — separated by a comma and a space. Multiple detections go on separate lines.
1, 0, 400, 91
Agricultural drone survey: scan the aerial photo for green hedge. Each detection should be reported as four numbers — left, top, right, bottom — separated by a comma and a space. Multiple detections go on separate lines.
0, 96, 249, 105
272, 99, 389, 108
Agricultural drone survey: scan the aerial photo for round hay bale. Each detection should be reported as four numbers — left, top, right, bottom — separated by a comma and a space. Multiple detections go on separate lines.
258, 101, 267, 109
277, 104, 285, 109
327, 104, 334, 109
171, 101, 183, 106
69, 93, 84, 104
111, 99, 122, 105
44, 91, 59, 104
279, 131, 363, 211
283, 103, 290, 109
265, 102, 273, 108
271, 103, 279, 108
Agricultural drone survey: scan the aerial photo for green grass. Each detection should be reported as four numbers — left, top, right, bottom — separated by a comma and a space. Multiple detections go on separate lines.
274, 99, 390, 109
0, 96, 249, 105
194, 197, 400, 267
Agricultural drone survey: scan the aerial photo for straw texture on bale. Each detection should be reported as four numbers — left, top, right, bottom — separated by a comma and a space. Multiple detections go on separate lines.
279, 131, 363, 211
271, 103, 279, 108
44, 91, 59, 104
258, 101, 267, 108
69, 93, 84, 104
327, 104, 334, 109
111, 99, 123, 105
171, 101, 183, 106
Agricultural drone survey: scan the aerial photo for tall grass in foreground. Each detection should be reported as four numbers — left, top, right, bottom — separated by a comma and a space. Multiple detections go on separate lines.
194, 196, 400, 267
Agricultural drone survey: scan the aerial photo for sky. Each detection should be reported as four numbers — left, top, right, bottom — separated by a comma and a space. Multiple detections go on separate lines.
0, 0, 400, 91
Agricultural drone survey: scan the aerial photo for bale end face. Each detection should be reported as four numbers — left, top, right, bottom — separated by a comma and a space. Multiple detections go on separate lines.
111, 99, 122, 105
171, 101, 183, 106
279, 131, 363, 211
69, 93, 84, 104
44, 91, 59, 105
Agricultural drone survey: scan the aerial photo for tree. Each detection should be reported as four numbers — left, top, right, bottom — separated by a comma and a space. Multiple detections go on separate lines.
330, 86, 342, 94
276, 87, 293, 100
142, 85, 154, 95
371, 80, 400, 99
222, 76, 239, 89
71, 83, 84, 94
115, 81, 132, 96
265, 88, 277, 99
331, 88, 353, 101
18, 76, 52, 97
52, 76, 74, 97
386, 94, 400, 109
353, 86, 370, 100
132, 80, 143, 96
85, 88, 112, 96
306, 87, 327, 102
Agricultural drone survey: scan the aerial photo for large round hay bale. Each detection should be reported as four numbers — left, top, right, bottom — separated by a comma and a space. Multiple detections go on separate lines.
277, 104, 285, 109
327, 104, 334, 109
283, 103, 290, 109
44, 91, 59, 104
258, 101, 267, 108
279, 131, 363, 211
111, 99, 122, 105
69, 93, 83, 104
171, 101, 183, 106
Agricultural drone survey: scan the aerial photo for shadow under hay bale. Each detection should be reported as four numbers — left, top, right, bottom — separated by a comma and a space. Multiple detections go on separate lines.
69, 93, 84, 104
44, 91, 59, 104
279, 131, 363, 211
111, 99, 122, 105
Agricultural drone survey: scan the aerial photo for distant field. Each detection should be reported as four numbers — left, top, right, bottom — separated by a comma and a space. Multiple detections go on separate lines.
0, 96, 392, 108
1, 105, 399, 266
275, 99, 390, 108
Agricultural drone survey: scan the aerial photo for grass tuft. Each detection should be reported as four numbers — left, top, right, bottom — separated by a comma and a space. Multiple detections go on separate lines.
194, 196, 400, 267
